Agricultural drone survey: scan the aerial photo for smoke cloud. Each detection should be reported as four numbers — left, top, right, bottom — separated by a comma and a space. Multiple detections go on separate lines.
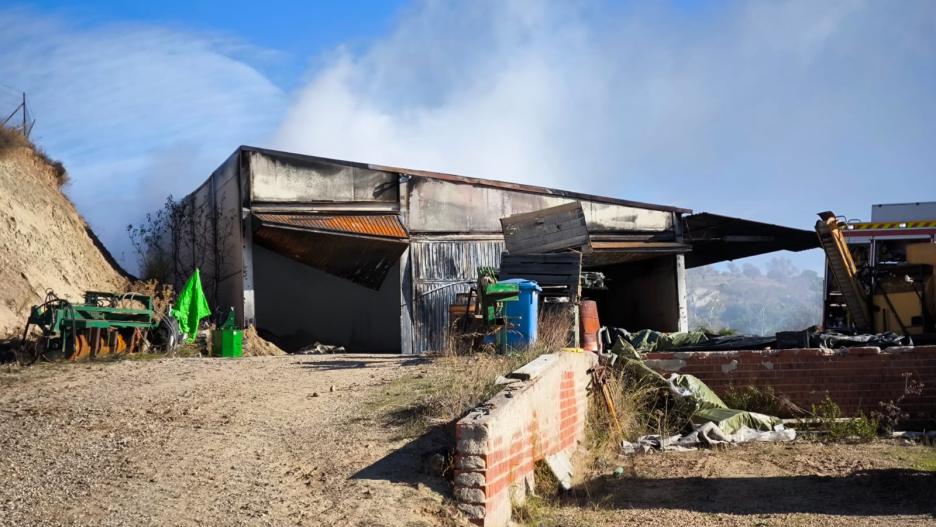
274, 0, 936, 270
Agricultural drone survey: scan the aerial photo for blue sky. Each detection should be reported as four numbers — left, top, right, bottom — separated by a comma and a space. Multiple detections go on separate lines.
2, 1, 935, 273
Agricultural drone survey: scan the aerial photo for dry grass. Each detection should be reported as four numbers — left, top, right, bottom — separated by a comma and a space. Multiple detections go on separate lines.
0, 125, 68, 187
374, 310, 575, 437
0, 125, 30, 151
128, 279, 175, 319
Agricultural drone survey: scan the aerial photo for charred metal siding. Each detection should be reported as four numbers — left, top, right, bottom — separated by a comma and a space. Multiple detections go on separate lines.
411, 239, 505, 353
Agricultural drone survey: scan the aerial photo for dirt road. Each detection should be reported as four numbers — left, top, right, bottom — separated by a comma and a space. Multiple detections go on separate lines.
541, 441, 936, 526
0, 355, 459, 527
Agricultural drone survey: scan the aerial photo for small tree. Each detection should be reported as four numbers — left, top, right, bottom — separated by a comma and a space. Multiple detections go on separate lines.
127, 195, 184, 282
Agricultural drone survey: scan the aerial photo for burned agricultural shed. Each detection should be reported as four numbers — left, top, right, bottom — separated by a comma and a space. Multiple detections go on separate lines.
168, 146, 814, 354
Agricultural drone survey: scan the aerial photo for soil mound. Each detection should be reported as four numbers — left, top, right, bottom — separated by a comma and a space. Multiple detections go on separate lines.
0, 130, 126, 337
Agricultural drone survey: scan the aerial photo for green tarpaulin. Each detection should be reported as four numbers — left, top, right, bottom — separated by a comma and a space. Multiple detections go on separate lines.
610, 335, 781, 435
171, 268, 211, 343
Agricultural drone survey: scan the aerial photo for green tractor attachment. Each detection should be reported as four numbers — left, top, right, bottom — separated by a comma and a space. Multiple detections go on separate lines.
18, 290, 178, 364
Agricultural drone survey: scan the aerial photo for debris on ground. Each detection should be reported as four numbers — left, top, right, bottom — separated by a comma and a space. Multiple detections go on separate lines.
242, 325, 286, 356
603, 326, 913, 354
606, 334, 795, 453
544, 452, 574, 489
620, 422, 796, 454
296, 341, 346, 355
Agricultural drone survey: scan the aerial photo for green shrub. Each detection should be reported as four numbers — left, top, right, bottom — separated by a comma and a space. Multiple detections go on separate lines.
811, 396, 878, 442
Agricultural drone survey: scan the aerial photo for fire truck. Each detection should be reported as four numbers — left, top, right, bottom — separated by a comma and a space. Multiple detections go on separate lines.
819, 202, 936, 339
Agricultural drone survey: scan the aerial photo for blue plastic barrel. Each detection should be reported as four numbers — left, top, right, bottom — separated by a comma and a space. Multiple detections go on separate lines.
499, 279, 542, 349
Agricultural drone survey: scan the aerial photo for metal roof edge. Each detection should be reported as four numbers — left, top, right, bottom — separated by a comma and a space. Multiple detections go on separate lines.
236, 145, 692, 215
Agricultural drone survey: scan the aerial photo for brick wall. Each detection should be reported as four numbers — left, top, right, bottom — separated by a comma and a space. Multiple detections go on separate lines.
644, 346, 936, 423
454, 351, 597, 526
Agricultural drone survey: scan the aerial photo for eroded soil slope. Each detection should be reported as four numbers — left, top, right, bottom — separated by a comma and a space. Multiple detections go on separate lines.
0, 146, 125, 336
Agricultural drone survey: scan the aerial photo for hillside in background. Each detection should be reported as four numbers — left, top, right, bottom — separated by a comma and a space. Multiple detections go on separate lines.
687, 257, 823, 336
0, 127, 126, 337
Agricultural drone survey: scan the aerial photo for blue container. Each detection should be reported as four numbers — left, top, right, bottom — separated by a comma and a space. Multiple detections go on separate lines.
499, 279, 541, 349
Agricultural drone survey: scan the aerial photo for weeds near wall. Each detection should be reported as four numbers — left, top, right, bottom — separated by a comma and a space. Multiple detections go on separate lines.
375, 310, 575, 438
809, 396, 878, 442
871, 373, 925, 434
722, 384, 807, 418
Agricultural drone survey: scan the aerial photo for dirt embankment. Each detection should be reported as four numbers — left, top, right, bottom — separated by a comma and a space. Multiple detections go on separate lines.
0, 137, 126, 337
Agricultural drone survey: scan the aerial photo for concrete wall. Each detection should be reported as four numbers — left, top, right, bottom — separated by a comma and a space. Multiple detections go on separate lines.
406, 177, 674, 233
214, 153, 246, 321
252, 244, 401, 352
173, 150, 244, 320
247, 149, 399, 206
454, 351, 597, 526
644, 346, 936, 425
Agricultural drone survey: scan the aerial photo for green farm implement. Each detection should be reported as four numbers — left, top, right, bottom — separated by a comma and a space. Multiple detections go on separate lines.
18, 290, 178, 364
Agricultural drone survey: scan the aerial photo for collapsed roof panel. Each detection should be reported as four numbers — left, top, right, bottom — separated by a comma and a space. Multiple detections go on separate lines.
252, 213, 408, 289
253, 213, 408, 239
684, 212, 819, 268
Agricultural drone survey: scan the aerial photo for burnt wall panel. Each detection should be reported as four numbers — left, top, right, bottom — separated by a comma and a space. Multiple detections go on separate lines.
249, 150, 398, 204
175, 180, 216, 299
407, 178, 673, 233
411, 239, 505, 353
214, 153, 244, 320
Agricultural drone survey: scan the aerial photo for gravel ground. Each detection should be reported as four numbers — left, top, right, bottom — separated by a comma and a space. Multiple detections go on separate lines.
4, 354, 935, 527
0, 355, 463, 527
541, 441, 936, 526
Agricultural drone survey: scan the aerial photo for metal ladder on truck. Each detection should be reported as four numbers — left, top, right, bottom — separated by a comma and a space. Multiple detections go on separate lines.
815, 212, 872, 332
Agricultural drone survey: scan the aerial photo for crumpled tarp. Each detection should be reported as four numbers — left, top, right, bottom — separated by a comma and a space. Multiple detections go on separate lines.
605, 327, 776, 354
607, 326, 911, 352
621, 423, 796, 454
609, 335, 792, 450
664, 373, 781, 432
812, 330, 909, 349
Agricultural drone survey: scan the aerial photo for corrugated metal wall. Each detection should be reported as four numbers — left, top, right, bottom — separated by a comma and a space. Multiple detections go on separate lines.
411, 239, 504, 353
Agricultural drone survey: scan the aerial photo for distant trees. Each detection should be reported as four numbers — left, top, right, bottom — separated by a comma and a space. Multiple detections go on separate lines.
687, 257, 822, 335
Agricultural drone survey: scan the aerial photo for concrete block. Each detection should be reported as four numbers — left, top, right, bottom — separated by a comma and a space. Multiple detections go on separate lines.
457, 503, 485, 520
508, 353, 558, 381
455, 487, 486, 504
456, 455, 486, 470
458, 437, 488, 456
455, 471, 486, 487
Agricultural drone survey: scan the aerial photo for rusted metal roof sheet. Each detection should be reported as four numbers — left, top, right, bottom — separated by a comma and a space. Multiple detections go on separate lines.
253, 212, 407, 288
254, 213, 407, 239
